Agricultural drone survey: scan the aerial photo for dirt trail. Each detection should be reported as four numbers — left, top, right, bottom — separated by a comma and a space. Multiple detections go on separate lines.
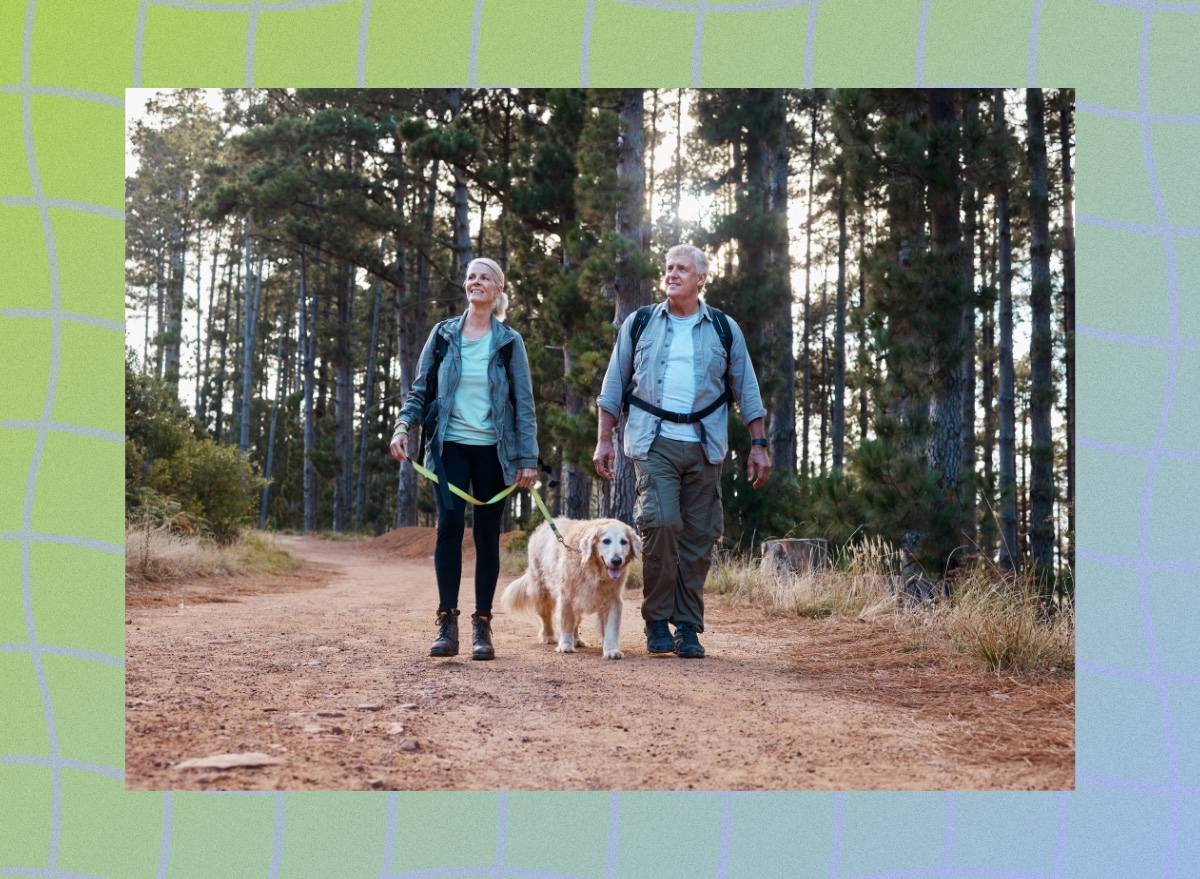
125, 533, 1074, 791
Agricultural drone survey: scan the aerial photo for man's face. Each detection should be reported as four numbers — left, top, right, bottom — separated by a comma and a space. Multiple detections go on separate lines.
663, 251, 705, 304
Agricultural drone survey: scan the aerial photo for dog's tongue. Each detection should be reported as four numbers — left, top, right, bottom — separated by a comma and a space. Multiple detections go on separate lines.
606, 566, 622, 580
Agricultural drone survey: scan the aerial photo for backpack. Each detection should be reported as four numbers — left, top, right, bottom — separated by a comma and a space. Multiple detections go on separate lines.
621, 304, 735, 449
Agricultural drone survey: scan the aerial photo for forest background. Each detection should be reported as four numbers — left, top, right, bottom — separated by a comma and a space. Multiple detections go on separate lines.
123, 87, 1075, 597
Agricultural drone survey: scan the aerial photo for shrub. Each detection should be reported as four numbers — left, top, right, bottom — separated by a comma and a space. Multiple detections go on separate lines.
147, 439, 267, 543
126, 354, 266, 543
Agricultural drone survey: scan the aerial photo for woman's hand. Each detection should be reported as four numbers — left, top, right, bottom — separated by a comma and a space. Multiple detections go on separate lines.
515, 467, 539, 490
390, 428, 410, 462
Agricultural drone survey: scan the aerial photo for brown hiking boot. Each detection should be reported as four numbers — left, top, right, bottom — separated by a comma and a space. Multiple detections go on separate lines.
471, 613, 495, 661
430, 609, 460, 657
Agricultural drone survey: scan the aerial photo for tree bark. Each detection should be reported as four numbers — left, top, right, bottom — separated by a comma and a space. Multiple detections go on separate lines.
995, 90, 1019, 571
609, 88, 649, 525
240, 242, 263, 455
960, 95, 979, 549
301, 247, 318, 534
355, 285, 381, 533
924, 89, 966, 541
832, 174, 848, 473
801, 99, 817, 478
1026, 87, 1056, 582
333, 261, 355, 532
767, 88, 796, 476
1059, 89, 1075, 561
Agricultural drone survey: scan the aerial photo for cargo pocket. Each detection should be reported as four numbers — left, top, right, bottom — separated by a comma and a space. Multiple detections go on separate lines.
706, 481, 725, 541
633, 469, 660, 529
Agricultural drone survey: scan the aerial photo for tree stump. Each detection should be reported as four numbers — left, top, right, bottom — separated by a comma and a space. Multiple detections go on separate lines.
761, 539, 828, 575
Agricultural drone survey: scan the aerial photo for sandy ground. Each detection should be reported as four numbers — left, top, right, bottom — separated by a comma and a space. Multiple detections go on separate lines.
125, 531, 1074, 791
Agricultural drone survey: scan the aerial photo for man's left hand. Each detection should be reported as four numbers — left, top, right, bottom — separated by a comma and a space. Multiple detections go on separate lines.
747, 445, 771, 488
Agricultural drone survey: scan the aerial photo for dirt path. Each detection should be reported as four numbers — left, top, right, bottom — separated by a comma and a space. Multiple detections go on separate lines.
125, 533, 1074, 791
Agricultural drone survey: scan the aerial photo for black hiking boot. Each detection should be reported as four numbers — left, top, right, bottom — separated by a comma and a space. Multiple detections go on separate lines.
471, 613, 495, 661
673, 622, 705, 659
645, 619, 676, 654
430, 609, 460, 657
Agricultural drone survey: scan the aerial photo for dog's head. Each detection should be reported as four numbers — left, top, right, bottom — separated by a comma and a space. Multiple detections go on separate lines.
580, 520, 641, 580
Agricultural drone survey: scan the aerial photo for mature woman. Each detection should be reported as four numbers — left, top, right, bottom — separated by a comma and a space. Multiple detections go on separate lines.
390, 258, 539, 660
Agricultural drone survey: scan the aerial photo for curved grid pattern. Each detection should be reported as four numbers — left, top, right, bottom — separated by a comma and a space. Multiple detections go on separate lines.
1, 0, 1196, 876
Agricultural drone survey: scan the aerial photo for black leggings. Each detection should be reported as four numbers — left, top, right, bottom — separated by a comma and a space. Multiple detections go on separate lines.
434, 441, 509, 616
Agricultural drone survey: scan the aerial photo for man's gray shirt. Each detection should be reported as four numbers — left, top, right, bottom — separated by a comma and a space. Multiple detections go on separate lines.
596, 300, 767, 465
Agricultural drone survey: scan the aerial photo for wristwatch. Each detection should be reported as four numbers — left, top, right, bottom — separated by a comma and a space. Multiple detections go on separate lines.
750, 438, 768, 447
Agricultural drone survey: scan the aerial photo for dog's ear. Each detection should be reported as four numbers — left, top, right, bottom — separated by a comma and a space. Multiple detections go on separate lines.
628, 526, 642, 559
579, 529, 597, 566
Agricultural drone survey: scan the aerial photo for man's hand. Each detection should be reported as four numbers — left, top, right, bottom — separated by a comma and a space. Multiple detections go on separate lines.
747, 444, 771, 488
593, 438, 615, 481
389, 431, 409, 462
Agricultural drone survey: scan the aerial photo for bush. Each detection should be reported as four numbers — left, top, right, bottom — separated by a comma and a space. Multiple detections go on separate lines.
126, 354, 266, 542
147, 439, 267, 543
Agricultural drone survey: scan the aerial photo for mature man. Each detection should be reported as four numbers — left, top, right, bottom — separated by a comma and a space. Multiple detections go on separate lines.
593, 244, 770, 658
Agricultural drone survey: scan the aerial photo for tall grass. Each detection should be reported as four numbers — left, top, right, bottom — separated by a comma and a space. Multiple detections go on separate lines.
707, 539, 1073, 676
125, 525, 300, 585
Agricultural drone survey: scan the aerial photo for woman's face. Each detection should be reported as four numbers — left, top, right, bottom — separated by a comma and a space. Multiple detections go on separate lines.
464, 262, 502, 311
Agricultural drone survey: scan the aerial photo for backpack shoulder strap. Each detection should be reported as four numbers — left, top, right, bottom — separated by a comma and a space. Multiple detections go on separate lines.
628, 305, 654, 349
707, 306, 733, 361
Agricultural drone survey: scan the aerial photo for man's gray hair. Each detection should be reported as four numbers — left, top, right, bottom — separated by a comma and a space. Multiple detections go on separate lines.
666, 244, 709, 276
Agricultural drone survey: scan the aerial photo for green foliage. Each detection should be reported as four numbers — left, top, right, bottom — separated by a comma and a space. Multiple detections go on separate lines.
126, 355, 265, 542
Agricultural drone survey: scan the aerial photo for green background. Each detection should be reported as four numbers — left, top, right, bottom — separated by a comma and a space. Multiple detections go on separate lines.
1, 0, 1192, 876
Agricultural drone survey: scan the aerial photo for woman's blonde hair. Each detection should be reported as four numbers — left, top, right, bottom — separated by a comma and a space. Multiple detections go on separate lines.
464, 257, 508, 321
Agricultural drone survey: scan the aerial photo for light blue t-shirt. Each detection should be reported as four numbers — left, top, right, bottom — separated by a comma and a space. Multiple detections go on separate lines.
659, 311, 702, 442
444, 333, 497, 445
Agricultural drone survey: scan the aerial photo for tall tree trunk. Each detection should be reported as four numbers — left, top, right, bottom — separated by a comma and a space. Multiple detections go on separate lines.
447, 88, 473, 282
672, 89, 683, 244
924, 88, 966, 557
163, 203, 186, 393
801, 101, 817, 478
301, 247, 318, 534
214, 252, 237, 445
1026, 87, 1056, 583
767, 88, 796, 475
608, 88, 649, 524
995, 90, 1019, 572
199, 226, 223, 426
240, 243, 263, 455
832, 174, 848, 473
333, 262, 355, 532
356, 285, 381, 533
960, 96, 979, 549
154, 250, 166, 378
857, 213, 869, 442
1059, 89, 1075, 563
646, 88, 658, 252
563, 346, 591, 520
819, 270, 829, 475
980, 218, 997, 559
260, 289, 290, 529
193, 226, 204, 419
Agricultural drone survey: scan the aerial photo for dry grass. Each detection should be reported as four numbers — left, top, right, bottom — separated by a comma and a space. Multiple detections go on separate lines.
125, 525, 301, 586
707, 539, 1074, 676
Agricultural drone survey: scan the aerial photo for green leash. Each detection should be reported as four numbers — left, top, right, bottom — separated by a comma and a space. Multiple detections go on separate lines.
406, 459, 579, 553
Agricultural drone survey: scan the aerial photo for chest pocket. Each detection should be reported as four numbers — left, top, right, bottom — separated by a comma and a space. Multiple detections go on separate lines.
633, 336, 655, 374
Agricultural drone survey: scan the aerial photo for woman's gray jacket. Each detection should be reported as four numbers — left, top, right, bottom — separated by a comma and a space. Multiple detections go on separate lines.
396, 312, 539, 487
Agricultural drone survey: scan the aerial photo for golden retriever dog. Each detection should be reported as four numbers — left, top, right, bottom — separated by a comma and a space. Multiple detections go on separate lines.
500, 518, 641, 660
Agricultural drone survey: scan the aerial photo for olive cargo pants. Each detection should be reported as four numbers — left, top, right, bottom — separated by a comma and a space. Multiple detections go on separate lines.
633, 436, 724, 632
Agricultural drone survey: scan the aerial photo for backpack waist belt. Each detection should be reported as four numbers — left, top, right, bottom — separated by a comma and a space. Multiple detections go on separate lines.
623, 388, 731, 449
